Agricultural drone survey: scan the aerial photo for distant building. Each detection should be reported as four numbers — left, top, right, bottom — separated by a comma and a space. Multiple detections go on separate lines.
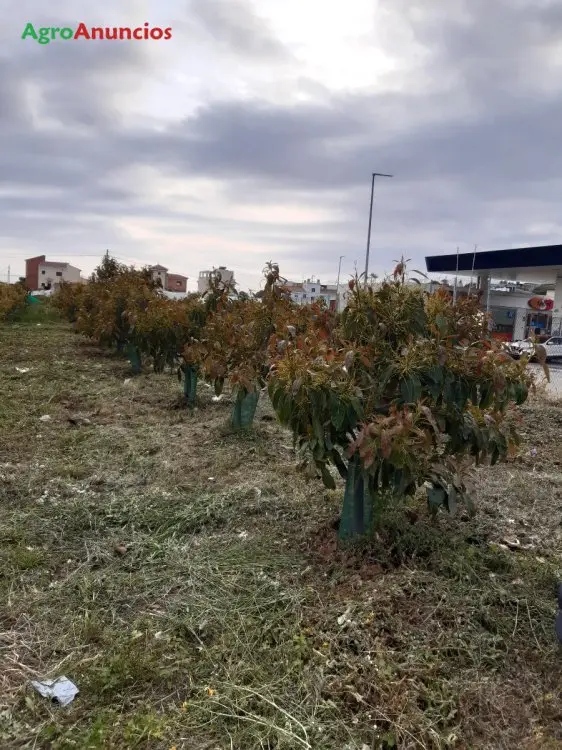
149, 264, 188, 293
166, 273, 188, 293
198, 266, 235, 294
420, 278, 555, 342
287, 277, 339, 311
25, 255, 85, 291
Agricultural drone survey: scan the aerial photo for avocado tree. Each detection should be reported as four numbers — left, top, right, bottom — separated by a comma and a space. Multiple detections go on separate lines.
74, 268, 159, 372
0, 282, 28, 322
178, 270, 236, 407
125, 294, 205, 376
200, 263, 294, 429
268, 267, 538, 540
52, 281, 86, 323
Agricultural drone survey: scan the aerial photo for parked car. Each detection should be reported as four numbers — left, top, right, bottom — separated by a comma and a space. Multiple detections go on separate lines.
507, 339, 533, 358
542, 336, 562, 360
508, 336, 562, 361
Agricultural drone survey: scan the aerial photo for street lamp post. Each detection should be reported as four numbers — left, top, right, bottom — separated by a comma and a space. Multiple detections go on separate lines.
364, 172, 392, 287
336, 255, 344, 312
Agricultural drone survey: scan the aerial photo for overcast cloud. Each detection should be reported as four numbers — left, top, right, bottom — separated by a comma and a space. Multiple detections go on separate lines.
1, 0, 562, 290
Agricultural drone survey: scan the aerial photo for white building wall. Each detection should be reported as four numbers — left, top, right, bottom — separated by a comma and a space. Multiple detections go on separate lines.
513, 308, 526, 340
291, 279, 338, 306
38, 263, 82, 288
162, 290, 188, 300
551, 275, 562, 334
197, 268, 234, 294
151, 269, 168, 288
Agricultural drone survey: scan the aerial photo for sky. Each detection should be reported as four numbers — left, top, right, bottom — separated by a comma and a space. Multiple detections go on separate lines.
1, 0, 562, 292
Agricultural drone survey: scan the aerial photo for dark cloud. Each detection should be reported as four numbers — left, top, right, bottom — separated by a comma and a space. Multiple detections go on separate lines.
380, 0, 562, 103
188, 0, 291, 61
2, 0, 562, 286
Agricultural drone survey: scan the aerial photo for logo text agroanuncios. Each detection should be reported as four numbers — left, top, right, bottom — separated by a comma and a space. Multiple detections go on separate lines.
22, 22, 172, 44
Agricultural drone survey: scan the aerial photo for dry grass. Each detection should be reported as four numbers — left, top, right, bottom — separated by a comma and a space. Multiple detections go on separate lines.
0, 308, 561, 749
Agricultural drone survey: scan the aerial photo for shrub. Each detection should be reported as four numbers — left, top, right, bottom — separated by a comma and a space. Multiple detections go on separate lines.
52, 282, 86, 323
0, 282, 28, 323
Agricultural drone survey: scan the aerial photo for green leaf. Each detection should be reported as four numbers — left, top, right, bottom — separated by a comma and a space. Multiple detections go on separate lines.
270, 384, 283, 412
312, 415, 324, 443
310, 389, 325, 415
479, 384, 493, 409
330, 396, 346, 431
279, 392, 293, 424
455, 379, 469, 408
443, 375, 456, 405
379, 364, 397, 388
425, 378, 442, 401
331, 449, 348, 479
313, 440, 325, 461
400, 374, 421, 404
435, 314, 448, 335
319, 463, 336, 489
445, 486, 458, 516
425, 366, 444, 385
427, 486, 446, 516
515, 382, 528, 406
349, 396, 364, 420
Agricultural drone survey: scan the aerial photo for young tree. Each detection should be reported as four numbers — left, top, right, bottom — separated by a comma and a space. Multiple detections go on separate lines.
268, 267, 539, 540
90, 252, 127, 282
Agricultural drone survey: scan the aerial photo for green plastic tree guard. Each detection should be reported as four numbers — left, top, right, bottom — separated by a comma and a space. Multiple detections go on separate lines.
339, 454, 374, 540
182, 365, 198, 407
126, 345, 142, 374
231, 389, 259, 429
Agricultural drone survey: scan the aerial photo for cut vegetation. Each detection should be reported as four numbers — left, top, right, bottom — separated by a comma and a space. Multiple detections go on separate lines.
0, 307, 561, 749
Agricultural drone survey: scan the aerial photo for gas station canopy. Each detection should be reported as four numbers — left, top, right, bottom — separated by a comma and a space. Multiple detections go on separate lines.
425, 244, 562, 284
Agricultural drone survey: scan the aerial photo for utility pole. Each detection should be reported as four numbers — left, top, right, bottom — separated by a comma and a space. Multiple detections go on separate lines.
452, 247, 459, 303
7, 265, 10, 284
364, 172, 392, 286
336, 255, 344, 312
467, 244, 478, 296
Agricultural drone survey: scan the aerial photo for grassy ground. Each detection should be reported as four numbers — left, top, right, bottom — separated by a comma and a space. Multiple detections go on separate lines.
1, 306, 561, 749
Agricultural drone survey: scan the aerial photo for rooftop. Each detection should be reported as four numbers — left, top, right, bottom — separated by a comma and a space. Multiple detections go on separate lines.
426, 244, 562, 283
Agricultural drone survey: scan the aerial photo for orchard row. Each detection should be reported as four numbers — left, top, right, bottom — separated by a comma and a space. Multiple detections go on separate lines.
51, 255, 539, 539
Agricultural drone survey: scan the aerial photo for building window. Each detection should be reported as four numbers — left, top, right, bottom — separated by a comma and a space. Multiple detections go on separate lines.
56, 271, 62, 277
41, 270, 45, 275
311, 287, 316, 292
176, 281, 181, 287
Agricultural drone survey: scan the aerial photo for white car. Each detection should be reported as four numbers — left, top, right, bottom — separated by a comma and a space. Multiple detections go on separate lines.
541, 336, 562, 360
509, 336, 562, 361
